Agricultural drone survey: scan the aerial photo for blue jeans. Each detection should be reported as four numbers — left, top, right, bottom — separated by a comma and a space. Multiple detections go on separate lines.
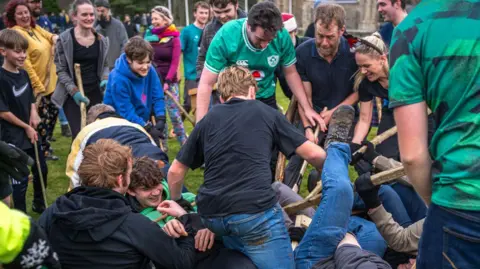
417, 203, 480, 269
58, 108, 68, 125
295, 143, 386, 269
202, 203, 294, 269
391, 183, 427, 222
354, 184, 413, 227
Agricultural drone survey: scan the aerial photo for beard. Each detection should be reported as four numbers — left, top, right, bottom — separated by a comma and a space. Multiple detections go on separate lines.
32, 9, 42, 18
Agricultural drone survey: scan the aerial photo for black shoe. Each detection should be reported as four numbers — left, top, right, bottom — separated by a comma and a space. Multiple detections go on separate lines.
49, 136, 56, 142
61, 124, 72, 137
32, 203, 46, 214
324, 105, 355, 149
307, 170, 321, 193
45, 151, 59, 161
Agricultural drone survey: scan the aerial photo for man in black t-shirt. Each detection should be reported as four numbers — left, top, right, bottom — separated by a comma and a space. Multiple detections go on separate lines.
167, 66, 326, 269
0, 29, 47, 213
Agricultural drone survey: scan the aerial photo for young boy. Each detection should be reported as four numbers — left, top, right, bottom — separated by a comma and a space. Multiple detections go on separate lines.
0, 29, 48, 213
103, 36, 166, 143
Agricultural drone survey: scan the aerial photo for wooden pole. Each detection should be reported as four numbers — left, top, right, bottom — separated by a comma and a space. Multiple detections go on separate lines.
34, 141, 48, 208
164, 90, 196, 125
275, 96, 297, 182
283, 166, 406, 215
293, 124, 321, 192
74, 64, 87, 129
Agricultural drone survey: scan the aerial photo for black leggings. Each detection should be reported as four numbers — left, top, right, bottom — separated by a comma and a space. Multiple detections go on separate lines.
63, 89, 103, 140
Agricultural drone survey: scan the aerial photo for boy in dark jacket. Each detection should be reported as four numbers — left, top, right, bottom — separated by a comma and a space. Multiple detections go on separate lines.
103, 37, 166, 143
38, 139, 198, 269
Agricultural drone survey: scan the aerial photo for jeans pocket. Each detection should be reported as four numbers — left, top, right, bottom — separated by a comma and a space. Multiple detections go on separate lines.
442, 227, 480, 269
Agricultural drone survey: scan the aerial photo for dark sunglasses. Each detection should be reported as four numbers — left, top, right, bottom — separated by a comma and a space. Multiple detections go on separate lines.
344, 32, 384, 55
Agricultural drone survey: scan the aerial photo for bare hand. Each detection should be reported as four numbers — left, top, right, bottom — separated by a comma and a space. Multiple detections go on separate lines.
163, 83, 169, 92
25, 126, 38, 144
52, 35, 59, 45
304, 108, 327, 132
30, 112, 40, 129
320, 109, 334, 126
305, 129, 317, 143
163, 219, 188, 238
157, 200, 187, 218
195, 228, 215, 252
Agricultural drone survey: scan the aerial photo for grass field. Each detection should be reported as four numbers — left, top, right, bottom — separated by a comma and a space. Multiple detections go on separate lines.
24, 78, 375, 219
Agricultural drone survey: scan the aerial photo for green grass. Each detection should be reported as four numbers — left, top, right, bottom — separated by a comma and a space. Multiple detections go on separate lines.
25, 79, 376, 219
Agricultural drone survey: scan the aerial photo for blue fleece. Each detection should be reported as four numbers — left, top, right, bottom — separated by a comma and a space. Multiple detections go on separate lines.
104, 53, 165, 126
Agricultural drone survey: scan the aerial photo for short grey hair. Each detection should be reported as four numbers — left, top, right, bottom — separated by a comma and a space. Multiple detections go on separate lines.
87, 104, 115, 125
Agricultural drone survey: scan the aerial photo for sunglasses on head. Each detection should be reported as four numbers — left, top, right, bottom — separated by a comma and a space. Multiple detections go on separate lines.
343, 32, 384, 55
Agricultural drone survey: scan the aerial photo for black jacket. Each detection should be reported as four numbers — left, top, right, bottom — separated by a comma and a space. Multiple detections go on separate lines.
38, 187, 196, 269
124, 21, 137, 38
275, 36, 311, 99
196, 9, 247, 79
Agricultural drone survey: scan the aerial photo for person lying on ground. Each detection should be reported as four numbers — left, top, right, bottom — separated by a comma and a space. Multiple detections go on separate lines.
38, 139, 198, 269
103, 36, 166, 144
66, 103, 169, 188
295, 105, 390, 269
168, 65, 326, 269
128, 156, 257, 269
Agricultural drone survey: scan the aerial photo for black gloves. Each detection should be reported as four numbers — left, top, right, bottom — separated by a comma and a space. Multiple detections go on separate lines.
144, 122, 163, 146
288, 227, 307, 242
0, 141, 33, 181
4, 219, 61, 269
175, 197, 195, 213
354, 172, 381, 210
350, 141, 380, 165
154, 115, 166, 135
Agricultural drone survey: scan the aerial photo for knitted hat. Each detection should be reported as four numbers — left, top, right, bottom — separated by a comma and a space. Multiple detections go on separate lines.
282, 13, 297, 32
151, 6, 173, 24
94, 0, 110, 8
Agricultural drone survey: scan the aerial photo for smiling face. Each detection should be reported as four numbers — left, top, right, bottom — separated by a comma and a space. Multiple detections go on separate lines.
74, 3, 95, 29
377, 0, 398, 23
194, 7, 210, 25
127, 183, 164, 208
1, 47, 27, 69
151, 12, 168, 28
27, 0, 42, 18
355, 52, 387, 82
127, 55, 151, 77
212, 3, 238, 25
14, 5, 31, 28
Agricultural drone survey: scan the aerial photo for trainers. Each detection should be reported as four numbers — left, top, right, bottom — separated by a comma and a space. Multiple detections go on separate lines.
32, 203, 46, 214
45, 151, 59, 161
61, 124, 72, 137
324, 105, 355, 149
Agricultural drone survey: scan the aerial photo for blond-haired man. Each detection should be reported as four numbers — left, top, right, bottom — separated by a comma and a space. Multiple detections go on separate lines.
38, 139, 197, 269
168, 65, 326, 269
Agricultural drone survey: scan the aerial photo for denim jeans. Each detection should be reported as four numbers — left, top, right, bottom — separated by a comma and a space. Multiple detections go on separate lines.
354, 184, 413, 227
295, 143, 386, 269
417, 203, 480, 269
391, 183, 427, 222
202, 203, 295, 269
58, 107, 69, 125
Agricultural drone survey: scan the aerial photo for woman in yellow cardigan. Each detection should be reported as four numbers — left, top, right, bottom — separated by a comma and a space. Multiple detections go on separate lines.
5, 0, 59, 161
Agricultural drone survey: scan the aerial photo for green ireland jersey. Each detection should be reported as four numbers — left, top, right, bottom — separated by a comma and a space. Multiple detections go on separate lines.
389, 0, 480, 210
205, 18, 297, 99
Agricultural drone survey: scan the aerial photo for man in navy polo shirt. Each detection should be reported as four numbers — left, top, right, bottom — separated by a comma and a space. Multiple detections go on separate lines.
283, 3, 359, 189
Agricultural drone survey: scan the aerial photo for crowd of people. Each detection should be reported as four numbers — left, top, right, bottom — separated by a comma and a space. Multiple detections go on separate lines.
1, 0, 479, 268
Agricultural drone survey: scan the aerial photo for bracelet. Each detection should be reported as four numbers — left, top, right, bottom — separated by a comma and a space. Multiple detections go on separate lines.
304, 126, 314, 131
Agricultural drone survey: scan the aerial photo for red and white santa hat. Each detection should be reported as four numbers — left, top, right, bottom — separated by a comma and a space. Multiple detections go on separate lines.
282, 13, 297, 32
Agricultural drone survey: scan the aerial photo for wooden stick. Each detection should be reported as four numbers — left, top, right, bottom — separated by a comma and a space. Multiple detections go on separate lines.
275, 96, 298, 182
151, 116, 167, 153
164, 89, 196, 125
34, 141, 48, 208
283, 166, 406, 215
74, 64, 87, 129
293, 124, 321, 191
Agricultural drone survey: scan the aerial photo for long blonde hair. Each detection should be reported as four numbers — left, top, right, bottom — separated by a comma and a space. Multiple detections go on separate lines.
353, 32, 389, 92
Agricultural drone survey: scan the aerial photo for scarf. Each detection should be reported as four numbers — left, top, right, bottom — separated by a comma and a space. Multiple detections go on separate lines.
144, 24, 180, 43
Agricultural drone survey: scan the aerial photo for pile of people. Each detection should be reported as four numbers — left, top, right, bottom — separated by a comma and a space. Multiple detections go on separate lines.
1, 0, 479, 268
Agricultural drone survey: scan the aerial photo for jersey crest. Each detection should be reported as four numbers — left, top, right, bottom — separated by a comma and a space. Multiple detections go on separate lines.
267, 55, 279, 67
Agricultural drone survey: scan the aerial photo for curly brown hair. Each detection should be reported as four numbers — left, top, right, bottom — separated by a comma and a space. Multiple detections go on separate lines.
4, 0, 36, 28
130, 156, 165, 191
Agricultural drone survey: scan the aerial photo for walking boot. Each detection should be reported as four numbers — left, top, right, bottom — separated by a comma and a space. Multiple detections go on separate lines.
324, 105, 355, 149
61, 124, 72, 137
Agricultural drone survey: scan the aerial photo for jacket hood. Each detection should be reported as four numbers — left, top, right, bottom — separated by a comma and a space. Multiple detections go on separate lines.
113, 53, 146, 82
52, 186, 132, 242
